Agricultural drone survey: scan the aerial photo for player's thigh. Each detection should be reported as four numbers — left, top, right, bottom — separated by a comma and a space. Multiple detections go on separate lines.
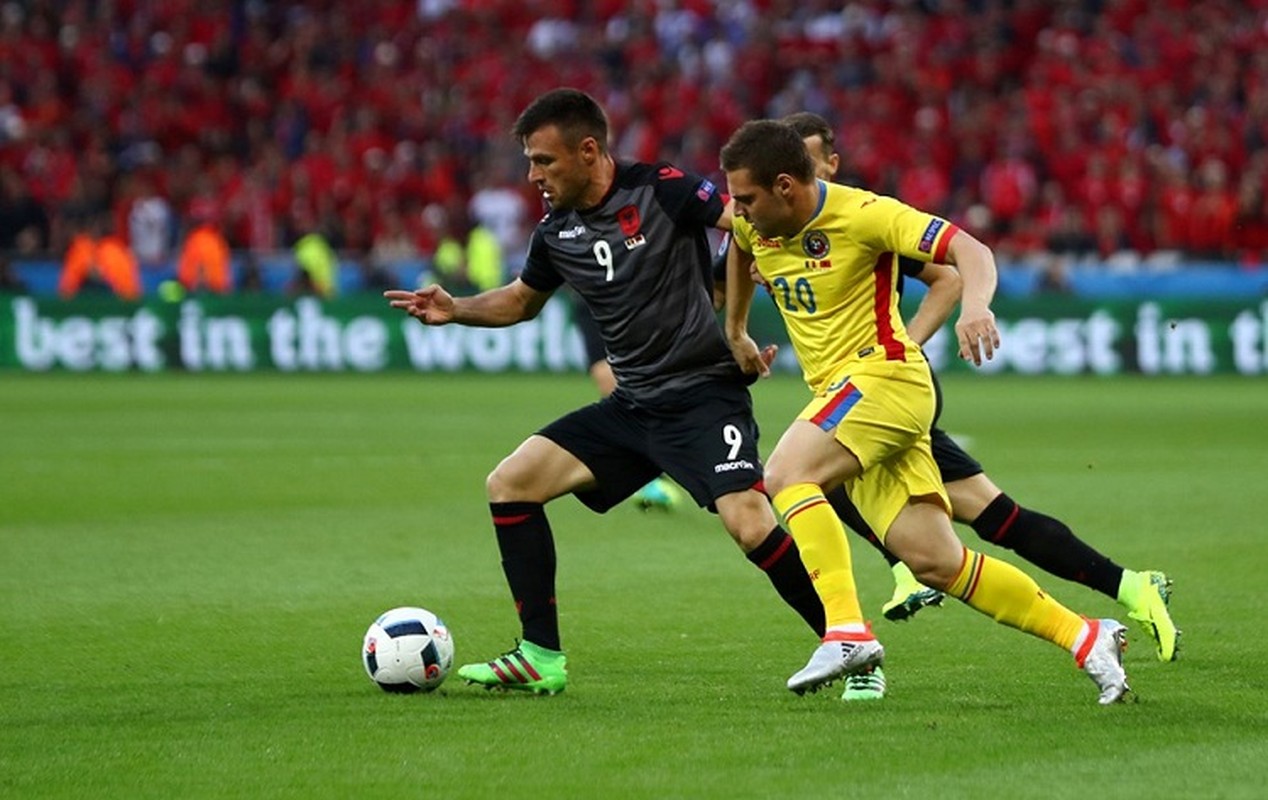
883, 498, 964, 588
487, 434, 597, 503
764, 419, 863, 497
536, 400, 660, 512
944, 472, 1003, 523
651, 385, 764, 510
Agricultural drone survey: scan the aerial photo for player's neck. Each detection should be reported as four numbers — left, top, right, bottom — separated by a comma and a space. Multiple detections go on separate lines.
788, 179, 824, 236
578, 155, 617, 210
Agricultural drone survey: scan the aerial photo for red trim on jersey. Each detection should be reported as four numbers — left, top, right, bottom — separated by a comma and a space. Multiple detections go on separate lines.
873, 253, 906, 361
933, 223, 960, 263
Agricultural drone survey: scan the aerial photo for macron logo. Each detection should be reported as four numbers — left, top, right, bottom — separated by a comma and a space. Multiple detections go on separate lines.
558, 225, 587, 239
714, 459, 755, 474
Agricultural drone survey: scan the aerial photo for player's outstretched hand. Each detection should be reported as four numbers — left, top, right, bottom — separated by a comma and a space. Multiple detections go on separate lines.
384, 286, 454, 325
955, 306, 1001, 366
729, 333, 773, 378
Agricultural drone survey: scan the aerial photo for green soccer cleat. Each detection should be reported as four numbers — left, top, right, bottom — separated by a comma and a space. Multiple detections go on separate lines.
882, 562, 945, 622
841, 665, 886, 701
1122, 570, 1180, 662
457, 641, 568, 695
632, 477, 684, 511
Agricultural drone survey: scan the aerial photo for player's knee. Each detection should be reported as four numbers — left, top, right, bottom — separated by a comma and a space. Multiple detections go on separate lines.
717, 491, 779, 553
761, 467, 794, 499
907, 558, 956, 591
485, 459, 536, 503
724, 520, 771, 552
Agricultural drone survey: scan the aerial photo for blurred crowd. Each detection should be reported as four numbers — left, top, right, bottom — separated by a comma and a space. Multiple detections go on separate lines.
2, 0, 1267, 297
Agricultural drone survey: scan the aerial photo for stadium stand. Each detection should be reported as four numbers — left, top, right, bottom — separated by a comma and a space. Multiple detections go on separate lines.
1, 0, 1266, 295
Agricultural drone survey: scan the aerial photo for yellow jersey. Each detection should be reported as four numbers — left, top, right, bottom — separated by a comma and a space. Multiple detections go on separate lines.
732, 181, 959, 392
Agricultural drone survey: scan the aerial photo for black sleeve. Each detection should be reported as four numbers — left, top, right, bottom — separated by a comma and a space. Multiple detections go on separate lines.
711, 232, 732, 283
518, 225, 564, 293
898, 255, 925, 277
651, 162, 725, 228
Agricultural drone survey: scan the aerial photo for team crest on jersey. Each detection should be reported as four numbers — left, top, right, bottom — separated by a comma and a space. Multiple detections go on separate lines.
826, 374, 853, 392
617, 205, 641, 237
919, 218, 944, 253
802, 230, 830, 259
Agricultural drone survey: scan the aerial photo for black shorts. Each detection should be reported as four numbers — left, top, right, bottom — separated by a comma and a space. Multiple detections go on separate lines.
538, 383, 764, 513
930, 426, 984, 483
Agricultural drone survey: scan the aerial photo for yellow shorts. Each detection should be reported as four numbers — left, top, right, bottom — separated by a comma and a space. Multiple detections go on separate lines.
797, 358, 950, 538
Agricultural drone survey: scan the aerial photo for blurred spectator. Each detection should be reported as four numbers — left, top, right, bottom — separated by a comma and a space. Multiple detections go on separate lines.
123, 174, 174, 270
0, 254, 27, 294
0, 0, 1265, 273
0, 166, 50, 253
176, 212, 233, 294
468, 167, 530, 271
289, 223, 340, 298
57, 216, 142, 301
465, 222, 503, 293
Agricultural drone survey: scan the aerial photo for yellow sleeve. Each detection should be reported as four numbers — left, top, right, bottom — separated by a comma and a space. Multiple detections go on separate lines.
853, 195, 959, 264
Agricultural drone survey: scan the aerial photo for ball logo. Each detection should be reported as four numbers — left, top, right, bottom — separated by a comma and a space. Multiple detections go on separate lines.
802, 230, 830, 259
425, 664, 441, 679
365, 638, 378, 655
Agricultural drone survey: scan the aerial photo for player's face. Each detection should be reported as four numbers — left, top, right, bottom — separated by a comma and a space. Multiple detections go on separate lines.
523, 125, 596, 211
802, 135, 840, 181
725, 167, 796, 239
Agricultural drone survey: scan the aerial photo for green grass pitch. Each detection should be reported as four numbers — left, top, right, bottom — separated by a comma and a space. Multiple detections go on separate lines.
2, 372, 1265, 798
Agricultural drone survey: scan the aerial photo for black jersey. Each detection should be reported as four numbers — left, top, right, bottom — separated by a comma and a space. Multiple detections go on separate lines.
521, 162, 745, 409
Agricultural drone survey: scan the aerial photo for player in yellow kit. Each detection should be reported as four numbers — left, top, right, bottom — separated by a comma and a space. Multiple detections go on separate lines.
719, 119, 1133, 704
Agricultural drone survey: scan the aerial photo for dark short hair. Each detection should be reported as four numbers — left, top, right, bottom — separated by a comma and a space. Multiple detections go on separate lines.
720, 120, 815, 187
512, 88, 609, 152
782, 111, 836, 159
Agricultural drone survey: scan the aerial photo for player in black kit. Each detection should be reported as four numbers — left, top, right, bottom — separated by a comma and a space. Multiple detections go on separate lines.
385, 89, 832, 694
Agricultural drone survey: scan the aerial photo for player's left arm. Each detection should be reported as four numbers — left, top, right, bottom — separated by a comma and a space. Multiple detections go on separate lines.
903, 261, 962, 346
713, 197, 734, 232
942, 229, 1001, 365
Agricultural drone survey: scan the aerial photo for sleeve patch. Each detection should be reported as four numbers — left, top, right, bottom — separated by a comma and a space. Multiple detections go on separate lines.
696, 179, 716, 201
918, 218, 944, 253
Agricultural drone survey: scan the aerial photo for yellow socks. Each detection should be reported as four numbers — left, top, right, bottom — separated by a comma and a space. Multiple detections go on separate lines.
772, 483, 864, 630
947, 547, 1086, 651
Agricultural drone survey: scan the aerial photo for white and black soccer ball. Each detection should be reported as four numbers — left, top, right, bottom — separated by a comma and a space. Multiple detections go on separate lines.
362, 606, 455, 693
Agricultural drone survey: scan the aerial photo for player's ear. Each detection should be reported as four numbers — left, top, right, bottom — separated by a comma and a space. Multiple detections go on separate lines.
827, 153, 840, 177
776, 174, 795, 201
579, 136, 599, 164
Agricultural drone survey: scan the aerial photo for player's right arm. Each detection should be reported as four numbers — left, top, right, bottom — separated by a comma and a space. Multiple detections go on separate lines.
723, 233, 775, 377
903, 261, 962, 346
384, 278, 550, 327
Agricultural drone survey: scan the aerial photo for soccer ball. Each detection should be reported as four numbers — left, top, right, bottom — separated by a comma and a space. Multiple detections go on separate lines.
362, 606, 454, 693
